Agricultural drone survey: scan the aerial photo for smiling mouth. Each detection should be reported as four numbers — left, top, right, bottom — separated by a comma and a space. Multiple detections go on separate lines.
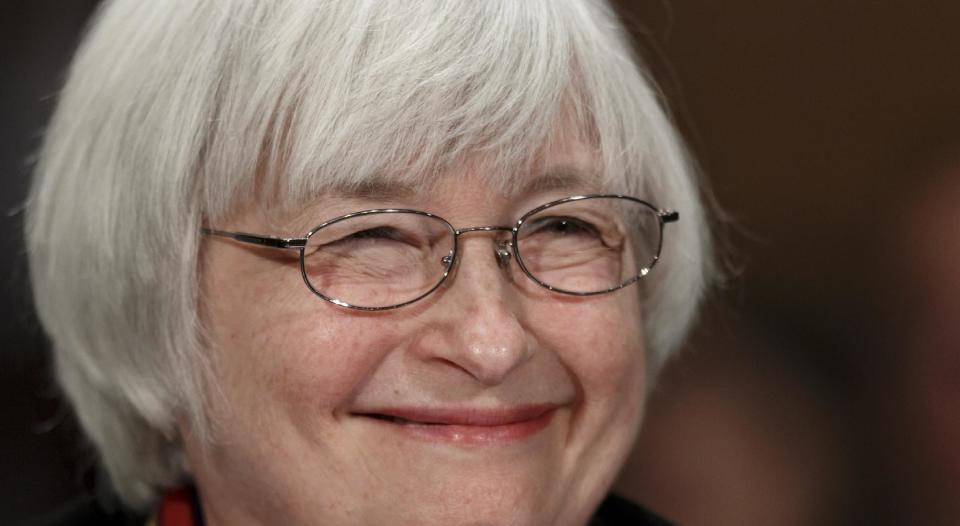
352, 406, 559, 444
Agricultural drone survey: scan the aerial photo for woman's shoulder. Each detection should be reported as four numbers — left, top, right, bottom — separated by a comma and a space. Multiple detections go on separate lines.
593, 493, 674, 526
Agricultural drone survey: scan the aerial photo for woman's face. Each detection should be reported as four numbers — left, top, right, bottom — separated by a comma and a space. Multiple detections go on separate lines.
191, 143, 648, 526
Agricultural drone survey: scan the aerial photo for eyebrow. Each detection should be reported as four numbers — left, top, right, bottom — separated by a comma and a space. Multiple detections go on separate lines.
519, 165, 599, 196
330, 179, 418, 200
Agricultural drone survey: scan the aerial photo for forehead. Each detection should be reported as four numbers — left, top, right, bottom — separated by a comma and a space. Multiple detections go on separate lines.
256, 135, 612, 224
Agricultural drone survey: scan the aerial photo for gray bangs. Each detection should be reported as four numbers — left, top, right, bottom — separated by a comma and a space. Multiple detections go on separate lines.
197, 1, 614, 220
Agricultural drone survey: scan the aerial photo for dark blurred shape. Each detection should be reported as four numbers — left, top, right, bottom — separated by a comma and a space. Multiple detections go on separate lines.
870, 158, 960, 526
609, 1, 960, 524
0, 1, 101, 522
617, 306, 858, 525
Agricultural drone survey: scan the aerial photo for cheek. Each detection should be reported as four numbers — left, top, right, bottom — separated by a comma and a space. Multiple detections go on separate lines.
201, 262, 397, 425
527, 293, 646, 403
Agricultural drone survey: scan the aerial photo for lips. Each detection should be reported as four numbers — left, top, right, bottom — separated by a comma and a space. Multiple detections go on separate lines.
352, 405, 559, 444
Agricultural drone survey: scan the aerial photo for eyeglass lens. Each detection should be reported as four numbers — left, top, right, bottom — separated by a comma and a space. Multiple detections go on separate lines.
301, 197, 662, 309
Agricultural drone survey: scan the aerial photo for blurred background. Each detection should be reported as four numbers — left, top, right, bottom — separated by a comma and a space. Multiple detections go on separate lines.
2, 1, 958, 524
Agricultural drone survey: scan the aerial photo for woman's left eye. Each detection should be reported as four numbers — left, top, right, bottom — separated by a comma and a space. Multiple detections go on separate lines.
529, 216, 599, 236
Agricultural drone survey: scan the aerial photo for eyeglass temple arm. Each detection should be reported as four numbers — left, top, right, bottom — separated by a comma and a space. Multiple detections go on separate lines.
202, 228, 307, 249
658, 210, 679, 223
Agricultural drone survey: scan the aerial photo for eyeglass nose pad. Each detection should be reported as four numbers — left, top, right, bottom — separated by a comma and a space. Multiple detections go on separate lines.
494, 241, 512, 269
441, 252, 455, 268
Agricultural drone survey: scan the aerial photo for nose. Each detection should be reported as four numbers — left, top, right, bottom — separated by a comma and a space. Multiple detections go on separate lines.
415, 236, 533, 386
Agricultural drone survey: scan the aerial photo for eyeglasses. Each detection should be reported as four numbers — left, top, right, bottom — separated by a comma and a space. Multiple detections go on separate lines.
203, 194, 678, 311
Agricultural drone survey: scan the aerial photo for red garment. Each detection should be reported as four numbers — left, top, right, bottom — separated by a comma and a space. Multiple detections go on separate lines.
157, 488, 198, 526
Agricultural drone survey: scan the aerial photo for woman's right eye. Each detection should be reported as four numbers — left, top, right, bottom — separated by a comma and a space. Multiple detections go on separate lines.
305, 227, 401, 257
342, 227, 399, 242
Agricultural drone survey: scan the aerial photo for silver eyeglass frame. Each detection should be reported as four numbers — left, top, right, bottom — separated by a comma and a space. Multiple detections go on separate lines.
202, 194, 679, 311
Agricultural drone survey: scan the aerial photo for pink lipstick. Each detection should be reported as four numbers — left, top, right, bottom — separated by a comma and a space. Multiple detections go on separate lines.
355, 405, 558, 444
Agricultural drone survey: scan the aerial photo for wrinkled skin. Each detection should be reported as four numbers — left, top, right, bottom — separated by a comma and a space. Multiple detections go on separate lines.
188, 143, 648, 526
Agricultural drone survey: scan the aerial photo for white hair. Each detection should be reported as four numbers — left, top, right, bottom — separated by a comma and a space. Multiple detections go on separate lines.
26, 0, 712, 509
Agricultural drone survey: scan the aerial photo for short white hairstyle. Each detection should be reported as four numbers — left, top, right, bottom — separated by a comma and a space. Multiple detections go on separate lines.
26, 0, 712, 509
